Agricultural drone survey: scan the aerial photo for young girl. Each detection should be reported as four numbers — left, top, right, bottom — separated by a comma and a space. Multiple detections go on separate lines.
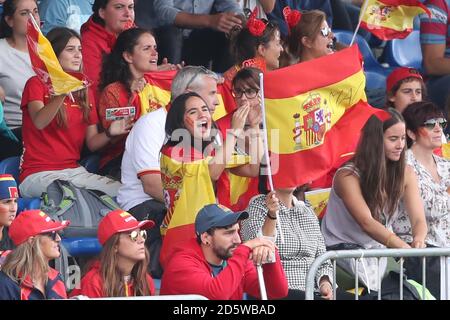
0, 174, 18, 254
0, 209, 69, 299
72, 209, 155, 297
19, 27, 131, 198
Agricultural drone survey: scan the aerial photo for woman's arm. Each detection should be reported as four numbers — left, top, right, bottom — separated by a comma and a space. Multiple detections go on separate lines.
335, 169, 410, 248
27, 95, 67, 130
85, 118, 133, 152
402, 165, 428, 248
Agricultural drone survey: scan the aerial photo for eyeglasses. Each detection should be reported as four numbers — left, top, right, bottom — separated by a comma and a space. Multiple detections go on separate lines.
42, 231, 60, 241
423, 118, 448, 130
232, 88, 258, 99
128, 230, 147, 242
320, 26, 332, 38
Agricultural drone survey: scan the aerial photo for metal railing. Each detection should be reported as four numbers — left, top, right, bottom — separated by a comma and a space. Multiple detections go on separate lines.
305, 248, 450, 300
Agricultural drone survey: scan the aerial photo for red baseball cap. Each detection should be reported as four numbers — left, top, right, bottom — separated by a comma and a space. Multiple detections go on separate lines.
97, 209, 155, 245
386, 67, 423, 93
9, 210, 70, 246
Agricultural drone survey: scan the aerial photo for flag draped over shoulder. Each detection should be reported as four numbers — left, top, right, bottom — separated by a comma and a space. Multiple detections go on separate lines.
360, 0, 430, 40
26, 18, 86, 95
140, 71, 236, 120
264, 45, 378, 188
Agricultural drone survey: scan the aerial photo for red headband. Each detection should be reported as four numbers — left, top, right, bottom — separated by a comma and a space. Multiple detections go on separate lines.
283, 6, 302, 33
247, 7, 267, 37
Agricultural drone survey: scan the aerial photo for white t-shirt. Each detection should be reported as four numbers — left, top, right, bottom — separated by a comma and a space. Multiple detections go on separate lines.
117, 108, 167, 211
0, 39, 35, 128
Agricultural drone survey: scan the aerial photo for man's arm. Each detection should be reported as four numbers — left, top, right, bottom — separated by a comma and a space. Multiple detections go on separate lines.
422, 43, 450, 75
140, 173, 164, 202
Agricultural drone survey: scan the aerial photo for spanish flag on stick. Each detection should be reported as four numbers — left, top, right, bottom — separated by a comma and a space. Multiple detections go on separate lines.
26, 16, 86, 95
359, 0, 430, 40
264, 45, 378, 188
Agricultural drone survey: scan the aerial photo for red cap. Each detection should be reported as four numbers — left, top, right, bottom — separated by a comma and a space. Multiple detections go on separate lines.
386, 67, 423, 93
97, 209, 155, 245
9, 210, 70, 246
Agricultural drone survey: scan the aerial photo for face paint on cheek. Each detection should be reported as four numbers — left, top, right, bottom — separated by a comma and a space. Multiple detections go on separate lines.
417, 127, 429, 138
184, 116, 195, 129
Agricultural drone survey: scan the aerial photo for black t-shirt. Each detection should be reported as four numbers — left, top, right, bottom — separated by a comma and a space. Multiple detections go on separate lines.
0, 227, 14, 252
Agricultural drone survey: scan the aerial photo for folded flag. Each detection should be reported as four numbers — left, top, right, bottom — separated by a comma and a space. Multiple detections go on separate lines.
360, 0, 430, 40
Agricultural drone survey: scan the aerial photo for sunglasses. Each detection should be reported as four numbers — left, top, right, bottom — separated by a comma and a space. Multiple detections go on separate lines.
42, 231, 61, 241
184, 66, 216, 90
128, 230, 147, 242
423, 118, 448, 130
232, 88, 258, 99
320, 26, 332, 38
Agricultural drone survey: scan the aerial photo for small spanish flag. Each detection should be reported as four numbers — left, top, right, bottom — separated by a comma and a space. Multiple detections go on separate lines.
26, 16, 86, 95
360, 0, 430, 40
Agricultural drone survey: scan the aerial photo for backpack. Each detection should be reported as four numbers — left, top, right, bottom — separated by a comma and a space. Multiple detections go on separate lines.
40, 180, 120, 238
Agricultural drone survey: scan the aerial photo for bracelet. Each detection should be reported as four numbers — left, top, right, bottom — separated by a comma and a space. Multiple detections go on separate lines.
266, 212, 277, 220
105, 127, 113, 138
385, 233, 396, 248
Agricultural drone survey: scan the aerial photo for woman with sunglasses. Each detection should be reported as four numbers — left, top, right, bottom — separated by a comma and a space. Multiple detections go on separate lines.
0, 210, 69, 300
216, 67, 264, 211
72, 209, 155, 298
391, 101, 449, 299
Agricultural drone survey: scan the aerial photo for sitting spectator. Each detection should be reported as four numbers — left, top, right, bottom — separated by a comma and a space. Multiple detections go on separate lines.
0, 0, 40, 159
0, 174, 18, 254
81, 0, 135, 103
153, 0, 243, 72
71, 209, 155, 298
160, 204, 288, 299
98, 28, 159, 179
385, 67, 426, 113
19, 27, 130, 198
393, 101, 450, 299
38, 0, 93, 35
224, 8, 283, 81
117, 66, 221, 277
420, 0, 450, 118
216, 67, 264, 210
0, 210, 69, 300
321, 109, 427, 291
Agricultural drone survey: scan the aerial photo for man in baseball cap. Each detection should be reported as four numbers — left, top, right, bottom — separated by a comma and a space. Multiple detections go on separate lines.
160, 204, 288, 300
385, 67, 425, 113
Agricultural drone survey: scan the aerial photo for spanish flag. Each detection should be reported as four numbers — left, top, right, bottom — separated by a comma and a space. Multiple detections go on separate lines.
139, 71, 236, 120
26, 17, 86, 95
305, 188, 331, 219
264, 45, 378, 188
442, 143, 450, 160
360, 0, 430, 40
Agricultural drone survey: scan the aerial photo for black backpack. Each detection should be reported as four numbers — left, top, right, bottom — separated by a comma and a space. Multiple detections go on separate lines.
40, 180, 120, 238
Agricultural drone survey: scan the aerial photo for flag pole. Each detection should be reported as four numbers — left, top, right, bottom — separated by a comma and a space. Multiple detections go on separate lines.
350, 0, 370, 46
28, 12, 41, 34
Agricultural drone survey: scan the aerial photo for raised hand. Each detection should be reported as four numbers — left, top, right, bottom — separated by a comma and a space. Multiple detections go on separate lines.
209, 12, 242, 33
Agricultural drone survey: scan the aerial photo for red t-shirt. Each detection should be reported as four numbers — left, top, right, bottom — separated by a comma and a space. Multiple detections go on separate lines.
20, 76, 98, 182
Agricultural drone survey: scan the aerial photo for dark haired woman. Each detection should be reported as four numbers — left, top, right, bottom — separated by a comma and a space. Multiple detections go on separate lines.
0, 0, 40, 159
321, 109, 427, 291
81, 0, 135, 102
97, 27, 159, 178
19, 27, 131, 198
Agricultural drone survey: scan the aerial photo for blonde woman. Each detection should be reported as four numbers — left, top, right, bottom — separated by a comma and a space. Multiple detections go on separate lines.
0, 210, 69, 300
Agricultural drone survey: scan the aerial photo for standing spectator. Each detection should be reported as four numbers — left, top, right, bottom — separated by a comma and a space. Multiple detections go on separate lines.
160, 204, 288, 300
321, 109, 428, 291
0, 210, 69, 300
71, 209, 156, 298
81, 0, 135, 103
0, 0, 40, 159
19, 27, 131, 198
0, 174, 18, 253
153, 0, 243, 72
38, 0, 93, 35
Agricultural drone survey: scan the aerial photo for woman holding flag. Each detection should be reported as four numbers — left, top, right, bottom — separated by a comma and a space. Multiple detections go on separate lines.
19, 27, 131, 198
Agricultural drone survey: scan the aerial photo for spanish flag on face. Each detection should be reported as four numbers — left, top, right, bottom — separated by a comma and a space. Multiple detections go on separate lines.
264, 45, 378, 188
360, 0, 430, 40
26, 17, 86, 95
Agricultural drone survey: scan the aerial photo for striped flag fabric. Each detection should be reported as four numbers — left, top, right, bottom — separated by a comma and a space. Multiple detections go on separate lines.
26, 17, 86, 95
305, 188, 331, 219
264, 45, 378, 188
360, 0, 430, 40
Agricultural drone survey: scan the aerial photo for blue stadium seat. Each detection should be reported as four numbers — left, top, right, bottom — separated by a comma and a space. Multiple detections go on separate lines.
365, 70, 387, 91
61, 237, 102, 256
17, 197, 41, 214
334, 30, 394, 76
0, 156, 20, 181
79, 154, 100, 174
381, 30, 422, 71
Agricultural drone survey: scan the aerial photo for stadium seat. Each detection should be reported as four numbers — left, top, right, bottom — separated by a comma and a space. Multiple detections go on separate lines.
17, 197, 41, 214
365, 70, 386, 91
61, 237, 102, 256
0, 156, 20, 181
334, 30, 394, 76
79, 154, 100, 174
381, 30, 422, 71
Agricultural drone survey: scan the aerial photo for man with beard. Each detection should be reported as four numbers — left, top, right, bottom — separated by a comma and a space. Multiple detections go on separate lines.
160, 204, 288, 300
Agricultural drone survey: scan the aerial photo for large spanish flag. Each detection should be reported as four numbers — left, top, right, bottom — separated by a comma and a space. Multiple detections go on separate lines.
264, 45, 378, 188
26, 17, 85, 95
139, 71, 236, 120
360, 0, 430, 40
